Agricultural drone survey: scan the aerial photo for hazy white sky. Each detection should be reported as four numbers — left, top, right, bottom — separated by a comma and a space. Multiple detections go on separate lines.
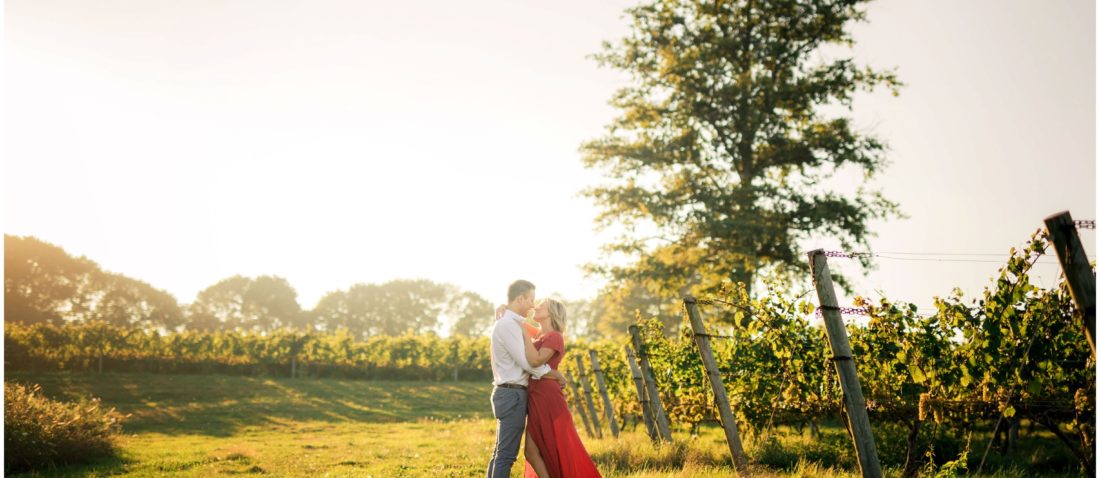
4, 0, 1096, 316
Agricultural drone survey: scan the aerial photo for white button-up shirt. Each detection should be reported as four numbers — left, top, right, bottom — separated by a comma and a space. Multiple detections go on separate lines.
491, 309, 551, 386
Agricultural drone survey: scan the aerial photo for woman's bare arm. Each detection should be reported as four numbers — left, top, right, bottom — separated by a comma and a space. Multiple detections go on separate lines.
519, 324, 555, 367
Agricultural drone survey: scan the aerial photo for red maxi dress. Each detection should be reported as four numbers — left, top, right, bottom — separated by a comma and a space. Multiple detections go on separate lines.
523, 330, 602, 478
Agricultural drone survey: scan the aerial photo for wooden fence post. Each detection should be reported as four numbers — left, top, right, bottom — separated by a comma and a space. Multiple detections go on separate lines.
809, 249, 884, 478
589, 349, 621, 438
566, 370, 595, 439
684, 296, 748, 472
1044, 211, 1096, 355
452, 341, 460, 381
575, 355, 604, 438
625, 345, 658, 441
629, 325, 673, 442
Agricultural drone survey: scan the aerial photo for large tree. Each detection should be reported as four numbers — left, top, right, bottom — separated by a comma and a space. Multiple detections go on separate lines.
91, 272, 183, 329
447, 290, 494, 337
311, 279, 450, 338
583, 0, 902, 308
5, 235, 182, 329
187, 275, 303, 332
590, 277, 676, 337
5, 235, 98, 325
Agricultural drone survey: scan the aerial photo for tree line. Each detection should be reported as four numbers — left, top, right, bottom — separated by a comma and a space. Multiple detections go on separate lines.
4, 234, 669, 340
5, 235, 505, 338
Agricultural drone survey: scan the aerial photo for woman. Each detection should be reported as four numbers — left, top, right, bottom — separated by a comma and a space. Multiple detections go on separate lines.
516, 299, 601, 478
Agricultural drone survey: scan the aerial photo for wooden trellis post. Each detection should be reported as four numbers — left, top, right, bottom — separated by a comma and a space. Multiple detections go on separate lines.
684, 296, 748, 472
589, 349, 621, 438
625, 345, 658, 441
575, 355, 604, 438
809, 249, 883, 478
628, 325, 673, 442
566, 371, 595, 438
1044, 211, 1096, 355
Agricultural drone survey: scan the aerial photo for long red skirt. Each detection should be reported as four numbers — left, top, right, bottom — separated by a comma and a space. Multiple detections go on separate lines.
523, 379, 601, 478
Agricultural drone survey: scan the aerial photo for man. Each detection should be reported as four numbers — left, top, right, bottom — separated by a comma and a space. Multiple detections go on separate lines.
486, 280, 564, 478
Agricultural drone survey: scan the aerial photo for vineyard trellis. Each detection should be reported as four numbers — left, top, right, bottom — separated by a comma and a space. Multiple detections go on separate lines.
5, 211, 1094, 476
557, 210, 1095, 477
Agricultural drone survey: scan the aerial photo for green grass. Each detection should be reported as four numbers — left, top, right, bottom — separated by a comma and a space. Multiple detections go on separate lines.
4, 372, 1086, 477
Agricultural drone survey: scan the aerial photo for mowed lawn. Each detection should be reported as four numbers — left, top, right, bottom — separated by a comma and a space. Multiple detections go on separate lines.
6, 373, 1083, 477
6, 372, 755, 478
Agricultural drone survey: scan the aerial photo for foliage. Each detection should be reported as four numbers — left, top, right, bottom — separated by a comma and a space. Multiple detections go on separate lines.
582, 0, 903, 305
4, 382, 124, 474
448, 290, 495, 337
4, 231, 1093, 475
590, 276, 685, 337
585, 231, 1092, 475
9, 373, 1083, 478
187, 275, 304, 332
4, 235, 182, 329
5, 234, 497, 338
5, 323, 493, 381
311, 279, 455, 338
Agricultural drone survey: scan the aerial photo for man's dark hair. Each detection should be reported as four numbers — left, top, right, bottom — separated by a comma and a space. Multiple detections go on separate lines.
507, 280, 536, 303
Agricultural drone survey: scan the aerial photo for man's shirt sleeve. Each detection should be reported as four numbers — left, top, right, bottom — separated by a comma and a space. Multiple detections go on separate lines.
501, 319, 550, 379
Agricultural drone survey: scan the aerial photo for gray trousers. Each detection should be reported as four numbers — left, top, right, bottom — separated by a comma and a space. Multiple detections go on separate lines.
486, 386, 527, 478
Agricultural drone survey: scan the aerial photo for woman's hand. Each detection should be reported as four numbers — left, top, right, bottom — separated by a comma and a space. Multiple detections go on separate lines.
495, 304, 507, 320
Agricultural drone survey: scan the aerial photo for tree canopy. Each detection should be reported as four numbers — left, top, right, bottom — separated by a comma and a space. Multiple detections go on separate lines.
5, 235, 182, 329
583, 0, 903, 321
5, 234, 498, 337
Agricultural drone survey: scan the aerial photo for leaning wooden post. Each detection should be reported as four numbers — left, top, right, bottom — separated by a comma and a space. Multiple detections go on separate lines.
809, 249, 883, 478
566, 371, 595, 438
625, 345, 658, 441
589, 350, 621, 438
575, 355, 604, 438
684, 296, 748, 472
629, 325, 673, 442
1044, 211, 1096, 355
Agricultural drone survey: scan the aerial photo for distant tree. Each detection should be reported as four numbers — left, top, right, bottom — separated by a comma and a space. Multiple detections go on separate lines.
187, 276, 249, 331
558, 297, 602, 341
4, 235, 99, 325
590, 279, 679, 338
245, 276, 306, 330
448, 290, 494, 337
311, 289, 353, 333
583, 0, 903, 303
187, 275, 302, 332
369, 279, 449, 336
311, 279, 450, 339
5, 235, 182, 329
91, 273, 183, 330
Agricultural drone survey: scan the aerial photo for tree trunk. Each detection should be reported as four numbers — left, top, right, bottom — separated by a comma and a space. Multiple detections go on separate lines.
1038, 416, 1093, 476
901, 418, 923, 478
1007, 418, 1019, 453
453, 342, 460, 381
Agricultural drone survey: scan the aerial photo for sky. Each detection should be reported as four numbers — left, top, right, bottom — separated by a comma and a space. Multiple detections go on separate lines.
4, 0, 1096, 321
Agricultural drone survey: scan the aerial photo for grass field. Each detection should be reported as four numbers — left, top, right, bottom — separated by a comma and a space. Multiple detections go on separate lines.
4, 372, 1084, 477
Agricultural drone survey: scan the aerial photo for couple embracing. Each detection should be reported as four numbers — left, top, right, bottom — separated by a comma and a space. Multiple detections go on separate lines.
485, 280, 601, 478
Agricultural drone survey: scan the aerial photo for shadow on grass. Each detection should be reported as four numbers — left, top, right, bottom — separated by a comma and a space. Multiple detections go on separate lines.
7, 453, 134, 478
7, 372, 492, 437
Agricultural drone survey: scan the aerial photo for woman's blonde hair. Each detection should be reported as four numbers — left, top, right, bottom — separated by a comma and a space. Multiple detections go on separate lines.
546, 299, 567, 333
